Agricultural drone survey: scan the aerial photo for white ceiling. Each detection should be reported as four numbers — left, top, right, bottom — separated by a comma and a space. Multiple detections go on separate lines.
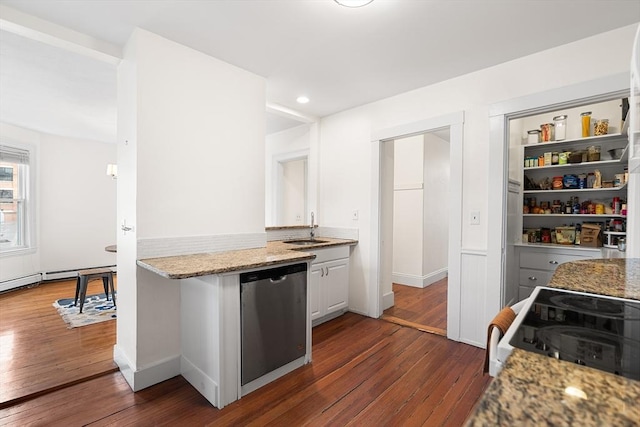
0, 1, 639, 143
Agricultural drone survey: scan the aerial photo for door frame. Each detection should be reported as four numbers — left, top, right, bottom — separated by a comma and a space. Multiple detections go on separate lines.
370, 111, 464, 341
487, 73, 629, 312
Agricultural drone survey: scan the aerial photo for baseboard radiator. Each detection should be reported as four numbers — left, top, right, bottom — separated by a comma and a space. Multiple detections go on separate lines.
1, 266, 117, 293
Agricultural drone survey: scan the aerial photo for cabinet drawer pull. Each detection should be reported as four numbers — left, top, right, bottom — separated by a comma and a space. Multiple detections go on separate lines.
321, 268, 324, 277
528, 276, 537, 281
549, 260, 559, 265
325, 267, 329, 276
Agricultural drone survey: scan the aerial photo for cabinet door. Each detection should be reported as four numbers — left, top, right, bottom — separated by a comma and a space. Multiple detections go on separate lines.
309, 265, 323, 321
324, 259, 349, 313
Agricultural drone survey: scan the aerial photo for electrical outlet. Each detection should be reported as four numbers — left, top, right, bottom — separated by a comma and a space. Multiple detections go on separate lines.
470, 211, 480, 225
296, 214, 302, 221
352, 210, 359, 221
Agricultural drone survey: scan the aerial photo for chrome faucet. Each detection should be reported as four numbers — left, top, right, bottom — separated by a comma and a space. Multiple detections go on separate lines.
310, 212, 315, 240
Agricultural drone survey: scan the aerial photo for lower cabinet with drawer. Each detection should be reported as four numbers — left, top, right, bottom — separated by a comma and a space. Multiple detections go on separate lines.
514, 245, 602, 301
305, 245, 350, 326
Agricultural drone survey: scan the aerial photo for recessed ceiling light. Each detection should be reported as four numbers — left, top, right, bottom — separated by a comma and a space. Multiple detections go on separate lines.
334, 0, 374, 7
296, 96, 310, 104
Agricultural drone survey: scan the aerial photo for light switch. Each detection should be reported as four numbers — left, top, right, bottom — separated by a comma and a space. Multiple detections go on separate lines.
352, 210, 359, 221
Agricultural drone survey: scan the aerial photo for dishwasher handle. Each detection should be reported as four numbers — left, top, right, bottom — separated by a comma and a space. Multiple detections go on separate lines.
270, 275, 287, 284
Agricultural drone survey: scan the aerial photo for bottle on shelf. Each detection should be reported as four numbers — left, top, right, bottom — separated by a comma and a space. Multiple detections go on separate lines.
573, 197, 580, 214
565, 197, 573, 214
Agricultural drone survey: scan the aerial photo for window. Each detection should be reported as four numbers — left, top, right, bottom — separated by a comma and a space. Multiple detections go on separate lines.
0, 144, 31, 253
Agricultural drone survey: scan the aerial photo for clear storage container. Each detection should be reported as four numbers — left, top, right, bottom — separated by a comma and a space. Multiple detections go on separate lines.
553, 115, 567, 140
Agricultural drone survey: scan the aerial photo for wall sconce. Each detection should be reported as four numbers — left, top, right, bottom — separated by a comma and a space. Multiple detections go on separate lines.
106, 164, 118, 179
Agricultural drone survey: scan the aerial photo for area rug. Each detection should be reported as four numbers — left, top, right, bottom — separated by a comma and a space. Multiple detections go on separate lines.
52, 292, 117, 329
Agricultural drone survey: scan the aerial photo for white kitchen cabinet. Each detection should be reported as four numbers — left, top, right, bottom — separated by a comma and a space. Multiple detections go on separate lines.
306, 245, 350, 326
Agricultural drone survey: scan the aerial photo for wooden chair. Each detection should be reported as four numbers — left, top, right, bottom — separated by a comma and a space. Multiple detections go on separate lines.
75, 268, 116, 313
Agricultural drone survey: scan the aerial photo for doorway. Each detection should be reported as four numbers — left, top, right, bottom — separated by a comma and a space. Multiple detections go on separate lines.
381, 130, 450, 335
370, 112, 464, 341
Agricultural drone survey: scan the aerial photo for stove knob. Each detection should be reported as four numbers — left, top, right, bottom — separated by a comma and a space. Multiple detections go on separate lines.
575, 359, 586, 366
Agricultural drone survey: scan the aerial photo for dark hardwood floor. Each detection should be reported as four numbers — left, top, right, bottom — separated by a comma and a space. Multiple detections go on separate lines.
0, 278, 117, 406
1, 312, 490, 426
383, 278, 448, 334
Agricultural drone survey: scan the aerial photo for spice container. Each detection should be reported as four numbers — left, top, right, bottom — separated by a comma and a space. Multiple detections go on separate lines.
540, 123, 554, 142
527, 129, 541, 144
587, 145, 600, 162
553, 115, 567, 140
594, 119, 609, 136
581, 111, 591, 137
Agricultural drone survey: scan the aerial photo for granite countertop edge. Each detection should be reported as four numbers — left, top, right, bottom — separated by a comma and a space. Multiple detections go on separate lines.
136, 238, 357, 279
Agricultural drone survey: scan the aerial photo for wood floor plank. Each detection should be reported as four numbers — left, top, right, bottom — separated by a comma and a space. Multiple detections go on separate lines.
384, 279, 448, 330
0, 287, 490, 426
0, 278, 117, 405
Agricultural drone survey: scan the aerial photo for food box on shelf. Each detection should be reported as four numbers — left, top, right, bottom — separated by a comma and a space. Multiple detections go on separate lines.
581, 224, 603, 247
555, 226, 576, 245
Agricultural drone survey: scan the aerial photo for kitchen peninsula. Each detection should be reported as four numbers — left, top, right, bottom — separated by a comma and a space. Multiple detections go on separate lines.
466, 258, 640, 426
136, 237, 357, 409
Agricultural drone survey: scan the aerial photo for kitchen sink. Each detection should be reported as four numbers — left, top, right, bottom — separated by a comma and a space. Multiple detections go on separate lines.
284, 239, 328, 246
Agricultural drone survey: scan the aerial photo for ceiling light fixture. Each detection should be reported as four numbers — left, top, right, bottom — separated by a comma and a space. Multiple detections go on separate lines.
296, 96, 310, 104
334, 0, 374, 7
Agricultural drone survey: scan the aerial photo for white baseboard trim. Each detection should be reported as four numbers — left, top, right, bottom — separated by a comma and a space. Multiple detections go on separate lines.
0, 273, 42, 292
41, 265, 116, 281
392, 268, 448, 288
181, 355, 220, 408
382, 290, 394, 310
113, 345, 181, 392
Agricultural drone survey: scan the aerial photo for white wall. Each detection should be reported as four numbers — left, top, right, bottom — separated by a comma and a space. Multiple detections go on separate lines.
392, 133, 450, 288
39, 133, 116, 272
265, 124, 310, 226
0, 122, 116, 284
422, 132, 449, 278
281, 159, 306, 225
116, 28, 266, 390
319, 24, 638, 343
393, 135, 424, 279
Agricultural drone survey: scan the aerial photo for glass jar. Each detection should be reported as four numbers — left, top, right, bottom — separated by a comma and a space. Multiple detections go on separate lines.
527, 129, 541, 144
540, 123, 554, 142
587, 145, 601, 162
551, 152, 559, 165
552, 176, 563, 190
581, 111, 592, 137
594, 118, 609, 136
553, 115, 567, 140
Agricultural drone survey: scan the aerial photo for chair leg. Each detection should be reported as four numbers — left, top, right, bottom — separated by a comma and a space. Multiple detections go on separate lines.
79, 276, 89, 313
109, 273, 116, 307
74, 276, 81, 306
102, 276, 109, 299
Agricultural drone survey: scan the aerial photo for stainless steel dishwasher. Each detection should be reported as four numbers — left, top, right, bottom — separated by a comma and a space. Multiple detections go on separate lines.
240, 263, 307, 386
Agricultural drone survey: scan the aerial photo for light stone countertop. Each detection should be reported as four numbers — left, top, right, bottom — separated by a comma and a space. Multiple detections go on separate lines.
137, 237, 357, 279
466, 258, 640, 426
548, 258, 640, 301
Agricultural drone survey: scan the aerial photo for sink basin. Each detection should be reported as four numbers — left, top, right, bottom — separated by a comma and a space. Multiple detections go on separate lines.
284, 239, 328, 246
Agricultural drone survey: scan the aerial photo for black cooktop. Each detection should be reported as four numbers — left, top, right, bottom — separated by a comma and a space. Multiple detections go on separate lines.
510, 288, 640, 380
